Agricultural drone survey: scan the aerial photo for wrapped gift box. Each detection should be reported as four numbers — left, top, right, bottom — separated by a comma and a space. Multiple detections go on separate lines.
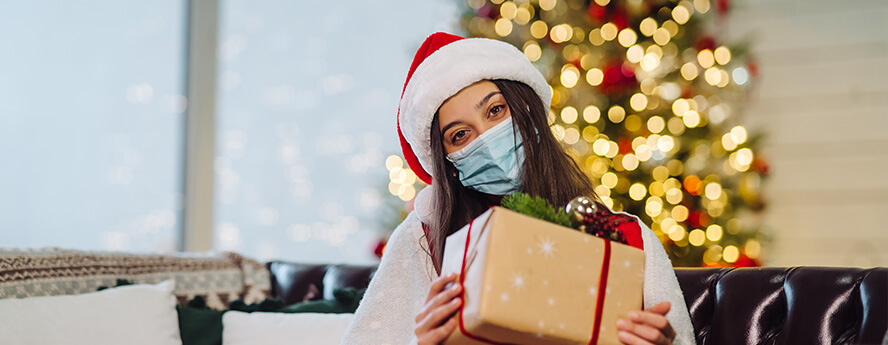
441, 206, 644, 345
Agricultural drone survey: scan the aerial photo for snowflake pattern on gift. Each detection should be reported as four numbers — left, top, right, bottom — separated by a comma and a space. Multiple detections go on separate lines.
536, 236, 557, 258
510, 272, 527, 291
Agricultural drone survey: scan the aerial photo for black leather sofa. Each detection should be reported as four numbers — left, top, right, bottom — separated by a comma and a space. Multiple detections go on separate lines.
266, 262, 888, 345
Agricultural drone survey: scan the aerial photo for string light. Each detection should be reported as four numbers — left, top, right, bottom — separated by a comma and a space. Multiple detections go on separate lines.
601, 23, 618, 41
523, 42, 542, 61
683, 110, 701, 127
561, 106, 578, 124
629, 182, 646, 200
630, 93, 648, 111
723, 245, 739, 263
623, 154, 640, 171
583, 105, 601, 123
688, 229, 705, 246
530, 21, 548, 39
550, 24, 573, 43
714, 46, 732, 65
672, 205, 689, 221
672, 5, 690, 24
495, 18, 513, 37
731, 126, 748, 144
647, 116, 665, 133
560, 64, 580, 88
564, 127, 580, 144
586, 68, 604, 86
608, 105, 626, 123
697, 49, 715, 68
694, 0, 711, 13
588, 28, 605, 45
618, 28, 638, 47
652, 28, 670, 45
627, 45, 644, 63
706, 224, 723, 241
515, 6, 532, 25
733, 67, 750, 85
704, 67, 721, 85
681, 63, 698, 80
640, 17, 657, 36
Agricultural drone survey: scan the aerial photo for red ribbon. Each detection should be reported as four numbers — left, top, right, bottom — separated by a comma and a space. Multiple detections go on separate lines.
454, 214, 614, 345
589, 239, 612, 344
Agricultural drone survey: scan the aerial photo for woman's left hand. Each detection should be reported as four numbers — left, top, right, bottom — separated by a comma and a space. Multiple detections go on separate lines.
615, 301, 676, 345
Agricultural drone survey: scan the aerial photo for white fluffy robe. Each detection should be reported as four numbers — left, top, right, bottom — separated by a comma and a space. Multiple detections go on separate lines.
341, 187, 697, 345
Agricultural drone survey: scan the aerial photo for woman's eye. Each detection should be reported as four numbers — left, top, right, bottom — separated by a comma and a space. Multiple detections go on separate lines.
452, 130, 468, 144
489, 105, 505, 117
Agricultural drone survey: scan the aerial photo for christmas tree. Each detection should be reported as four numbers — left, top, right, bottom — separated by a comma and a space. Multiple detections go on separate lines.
383, 0, 769, 267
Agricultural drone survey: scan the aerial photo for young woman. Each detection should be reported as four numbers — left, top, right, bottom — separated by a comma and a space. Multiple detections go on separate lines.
341, 32, 696, 345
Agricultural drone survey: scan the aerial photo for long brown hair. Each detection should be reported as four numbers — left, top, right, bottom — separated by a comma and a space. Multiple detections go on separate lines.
426, 79, 596, 273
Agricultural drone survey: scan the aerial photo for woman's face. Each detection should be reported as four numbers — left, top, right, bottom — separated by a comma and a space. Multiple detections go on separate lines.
438, 80, 512, 154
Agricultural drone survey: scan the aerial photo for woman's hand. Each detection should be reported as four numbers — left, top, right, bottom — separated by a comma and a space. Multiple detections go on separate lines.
616, 301, 676, 345
415, 273, 463, 345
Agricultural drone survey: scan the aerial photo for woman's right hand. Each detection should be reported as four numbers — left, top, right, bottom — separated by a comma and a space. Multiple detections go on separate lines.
415, 273, 463, 345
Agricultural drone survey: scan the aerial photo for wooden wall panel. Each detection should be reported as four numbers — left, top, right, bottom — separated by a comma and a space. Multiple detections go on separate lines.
726, 0, 888, 266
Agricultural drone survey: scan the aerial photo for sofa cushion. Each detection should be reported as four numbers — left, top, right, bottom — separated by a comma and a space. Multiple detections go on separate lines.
222, 311, 353, 345
0, 280, 182, 345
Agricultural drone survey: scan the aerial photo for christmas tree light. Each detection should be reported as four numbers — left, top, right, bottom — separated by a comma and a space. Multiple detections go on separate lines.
453, 0, 769, 267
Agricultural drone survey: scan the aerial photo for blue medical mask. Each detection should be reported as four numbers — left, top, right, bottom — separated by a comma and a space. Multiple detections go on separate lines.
446, 117, 525, 195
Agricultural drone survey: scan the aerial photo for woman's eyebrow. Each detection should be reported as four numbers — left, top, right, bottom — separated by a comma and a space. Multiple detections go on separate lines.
476, 91, 502, 109
441, 121, 464, 135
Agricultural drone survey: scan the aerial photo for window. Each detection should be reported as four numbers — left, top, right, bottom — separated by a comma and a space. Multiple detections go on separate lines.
0, 1, 187, 252
213, 0, 457, 263
1, 0, 457, 265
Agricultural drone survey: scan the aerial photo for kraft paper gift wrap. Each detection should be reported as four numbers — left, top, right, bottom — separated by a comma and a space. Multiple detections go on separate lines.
440, 207, 645, 345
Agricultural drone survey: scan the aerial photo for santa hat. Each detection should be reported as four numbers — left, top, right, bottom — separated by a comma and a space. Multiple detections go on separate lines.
397, 32, 552, 185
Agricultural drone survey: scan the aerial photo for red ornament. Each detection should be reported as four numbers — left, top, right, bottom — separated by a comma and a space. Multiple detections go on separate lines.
732, 253, 761, 267
751, 157, 770, 175
597, 60, 638, 96
680, 86, 695, 100
747, 61, 760, 78
695, 36, 718, 52
716, 0, 730, 14
587, 3, 606, 21
687, 211, 710, 228
373, 239, 387, 258
611, 5, 629, 29
476, 3, 497, 19
618, 139, 633, 154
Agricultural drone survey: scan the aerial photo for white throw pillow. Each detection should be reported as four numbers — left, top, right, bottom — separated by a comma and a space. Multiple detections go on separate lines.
0, 280, 182, 345
222, 311, 354, 345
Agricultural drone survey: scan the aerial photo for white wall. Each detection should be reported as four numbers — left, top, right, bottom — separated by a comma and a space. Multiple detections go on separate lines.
727, 0, 888, 266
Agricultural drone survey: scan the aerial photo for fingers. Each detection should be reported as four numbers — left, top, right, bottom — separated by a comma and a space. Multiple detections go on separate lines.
416, 274, 461, 323
647, 301, 671, 316
637, 305, 675, 340
417, 317, 458, 345
616, 309, 675, 345
415, 296, 462, 338
427, 273, 458, 303
617, 326, 663, 345
416, 280, 462, 321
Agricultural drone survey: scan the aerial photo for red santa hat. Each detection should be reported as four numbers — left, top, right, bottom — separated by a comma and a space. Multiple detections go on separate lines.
397, 32, 552, 185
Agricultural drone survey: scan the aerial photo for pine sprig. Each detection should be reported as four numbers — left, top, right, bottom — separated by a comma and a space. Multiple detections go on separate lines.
501, 193, 572, 228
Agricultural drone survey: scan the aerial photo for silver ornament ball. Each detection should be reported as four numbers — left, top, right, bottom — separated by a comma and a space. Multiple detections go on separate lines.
565, 196, 598, 222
